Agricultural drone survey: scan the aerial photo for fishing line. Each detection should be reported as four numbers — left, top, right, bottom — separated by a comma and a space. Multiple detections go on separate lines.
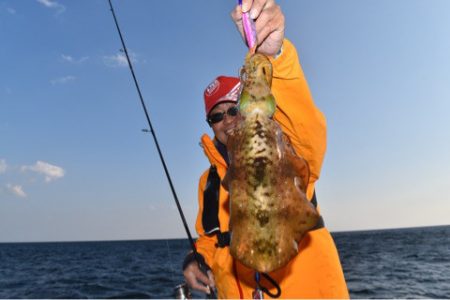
164, 239, 177, 282
107, 1, 215, 297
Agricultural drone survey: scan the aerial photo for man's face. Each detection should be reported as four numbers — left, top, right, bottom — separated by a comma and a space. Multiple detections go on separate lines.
209, 102, 240, 145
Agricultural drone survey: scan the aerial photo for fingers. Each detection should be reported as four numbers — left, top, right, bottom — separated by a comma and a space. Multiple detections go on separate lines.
183, 262, 215, 294
232, 0, 273, 26
240, 0, 277, 18
254, 4, 284, 45
207, 270, 216, 288
231, 6, 246, 44
231, 0, 284, 55
241, 0, 253, 13
243, 0, 269, 19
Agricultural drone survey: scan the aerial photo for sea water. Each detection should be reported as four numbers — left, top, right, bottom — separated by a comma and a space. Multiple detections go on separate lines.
0, 225, 449, 298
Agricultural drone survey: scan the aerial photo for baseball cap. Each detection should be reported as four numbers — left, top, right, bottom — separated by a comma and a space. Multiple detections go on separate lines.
204, 76, 241, 116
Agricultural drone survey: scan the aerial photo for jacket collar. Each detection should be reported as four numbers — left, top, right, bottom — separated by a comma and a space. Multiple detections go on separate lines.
200, 134, 228, 169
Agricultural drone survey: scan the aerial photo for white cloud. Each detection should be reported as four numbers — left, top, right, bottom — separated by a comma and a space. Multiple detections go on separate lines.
61, 54, 89, 64
22, 161, 65, 182
37, 0, 57, 7
61, 54, 74, 63
50, 75, 76, 85
0, 159, 6, 174
36, 0, 65, 14
103, 52, 137, 68
6, 184, 27, 198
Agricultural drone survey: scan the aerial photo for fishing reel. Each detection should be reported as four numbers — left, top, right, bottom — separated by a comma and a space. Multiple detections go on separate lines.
174, 283, 191, 299
173, 282, 217, 299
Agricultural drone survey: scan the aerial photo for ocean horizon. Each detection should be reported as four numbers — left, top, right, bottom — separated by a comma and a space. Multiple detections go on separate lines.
1, 224, 449, 298
2, 224, 448, 244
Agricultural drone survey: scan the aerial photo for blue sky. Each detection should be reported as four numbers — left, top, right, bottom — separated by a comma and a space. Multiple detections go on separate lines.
1, 0, 449, 242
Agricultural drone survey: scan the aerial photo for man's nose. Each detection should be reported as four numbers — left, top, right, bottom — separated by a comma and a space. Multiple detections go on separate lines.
223, 113, 235, 125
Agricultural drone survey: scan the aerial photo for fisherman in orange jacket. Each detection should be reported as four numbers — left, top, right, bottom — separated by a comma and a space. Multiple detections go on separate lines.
183, 0, 349, 298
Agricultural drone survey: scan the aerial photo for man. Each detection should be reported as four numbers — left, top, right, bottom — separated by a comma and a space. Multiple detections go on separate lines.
183, 0, 349, 298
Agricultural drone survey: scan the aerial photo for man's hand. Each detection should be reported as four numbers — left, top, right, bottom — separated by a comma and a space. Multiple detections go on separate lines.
183, 261, 216, 294
231, 0, 285, 56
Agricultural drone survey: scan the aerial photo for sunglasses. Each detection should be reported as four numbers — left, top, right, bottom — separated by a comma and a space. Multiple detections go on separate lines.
207, 106, 239, 125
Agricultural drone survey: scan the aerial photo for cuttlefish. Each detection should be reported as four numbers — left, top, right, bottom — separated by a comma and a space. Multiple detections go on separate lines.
223, 52, 320, 273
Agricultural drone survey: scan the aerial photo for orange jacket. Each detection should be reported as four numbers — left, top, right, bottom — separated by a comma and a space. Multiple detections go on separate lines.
195, 39, 349, 299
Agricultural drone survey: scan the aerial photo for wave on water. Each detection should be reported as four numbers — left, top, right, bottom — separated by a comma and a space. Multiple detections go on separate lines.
0, 226, 449, 298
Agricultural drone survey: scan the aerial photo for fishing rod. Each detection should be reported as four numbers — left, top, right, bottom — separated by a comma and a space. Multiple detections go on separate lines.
107, 1, 215, 298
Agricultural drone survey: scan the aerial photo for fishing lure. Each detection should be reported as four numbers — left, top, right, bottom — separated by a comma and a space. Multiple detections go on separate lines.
239, 0, 257, 52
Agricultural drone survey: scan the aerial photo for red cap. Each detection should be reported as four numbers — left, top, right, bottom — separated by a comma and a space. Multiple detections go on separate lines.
204, 76, 241, 116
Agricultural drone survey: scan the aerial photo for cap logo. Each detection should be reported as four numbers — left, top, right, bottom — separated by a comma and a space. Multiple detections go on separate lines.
220, 82, 241, 102
205, 79, 220, 96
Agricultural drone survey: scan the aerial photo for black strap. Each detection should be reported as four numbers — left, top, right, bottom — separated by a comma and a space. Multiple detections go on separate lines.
311, 190, 318, 208
311, 216, 325, 231
215, 231, 231, 248
310, 190, 325, 230
260, 273, 282, 298
202, 165, 221, 234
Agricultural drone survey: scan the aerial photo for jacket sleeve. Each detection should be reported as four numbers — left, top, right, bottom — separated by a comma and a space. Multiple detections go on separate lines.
193, 170, 218, 268
270, 39, 327, 199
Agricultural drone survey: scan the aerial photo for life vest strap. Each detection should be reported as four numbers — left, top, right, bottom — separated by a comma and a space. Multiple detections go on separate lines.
215, 231, 231, 248
202, 165, 221, 234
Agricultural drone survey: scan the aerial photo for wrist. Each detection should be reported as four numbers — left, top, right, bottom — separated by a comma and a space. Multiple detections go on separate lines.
182, 252, 210, 271
273, 43, 283, 59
